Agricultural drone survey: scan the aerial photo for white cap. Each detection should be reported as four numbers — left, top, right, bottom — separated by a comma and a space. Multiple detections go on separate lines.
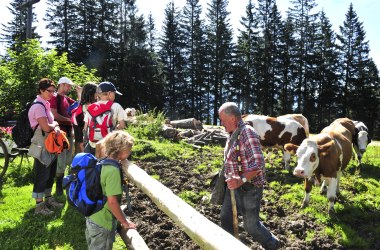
58, 77, 74, 85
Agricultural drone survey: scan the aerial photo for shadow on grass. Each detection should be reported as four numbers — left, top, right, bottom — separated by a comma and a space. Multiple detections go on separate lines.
345, 162, 380, 181
0, 197, 87, 249
330, 195, 380, 250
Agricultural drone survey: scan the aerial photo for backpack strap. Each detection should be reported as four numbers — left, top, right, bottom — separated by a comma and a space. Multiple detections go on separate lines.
97, 158, 122, 205
88, 101, 114, 117
98, 158, 121, 168
32, 101, 48, 135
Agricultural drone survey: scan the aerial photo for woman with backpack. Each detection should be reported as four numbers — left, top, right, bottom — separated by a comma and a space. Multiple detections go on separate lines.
28, 78, 64, 215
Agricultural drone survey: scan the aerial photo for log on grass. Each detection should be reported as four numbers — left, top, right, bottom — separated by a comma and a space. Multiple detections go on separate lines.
162, 125, 178, 139
170, 118, 203, 130
122, 161, 250, 250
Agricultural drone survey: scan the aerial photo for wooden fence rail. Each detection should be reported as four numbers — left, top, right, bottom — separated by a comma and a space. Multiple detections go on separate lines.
122, 161, 250, 250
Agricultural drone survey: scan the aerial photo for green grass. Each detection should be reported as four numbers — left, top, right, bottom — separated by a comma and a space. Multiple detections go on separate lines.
0, 184, 126, 250
130, 139, 196, 162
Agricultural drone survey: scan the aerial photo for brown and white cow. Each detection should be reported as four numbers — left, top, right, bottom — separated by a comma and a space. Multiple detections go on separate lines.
278, 114, 310, 137
242, 114, 307, 170
352, 121, 371, 165
284, 118, 355, 214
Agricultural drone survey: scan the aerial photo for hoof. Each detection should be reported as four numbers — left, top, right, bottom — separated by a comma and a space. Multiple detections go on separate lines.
328, 207, 335, 215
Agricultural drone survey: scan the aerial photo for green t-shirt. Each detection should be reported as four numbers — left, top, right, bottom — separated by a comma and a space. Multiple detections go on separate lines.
88, 164, 122, 231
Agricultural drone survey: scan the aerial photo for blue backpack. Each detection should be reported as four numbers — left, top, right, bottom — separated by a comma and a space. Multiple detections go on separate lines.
63, 153, 120, 216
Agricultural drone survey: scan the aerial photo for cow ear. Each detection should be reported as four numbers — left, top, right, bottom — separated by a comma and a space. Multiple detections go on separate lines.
318, 140, 334, 156
284, 143, 298, 154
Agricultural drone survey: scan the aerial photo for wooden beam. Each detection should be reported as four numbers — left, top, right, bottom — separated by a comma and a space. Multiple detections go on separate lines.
17, 0, 40, 10
121, 161, 250, 250
119, 205, 149, 250
16, 0, 40, 39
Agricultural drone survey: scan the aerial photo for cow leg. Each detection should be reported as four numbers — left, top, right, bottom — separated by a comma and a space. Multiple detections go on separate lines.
320, 179, 328, 195
283, 151, 291, 172
354, 145, 362, 166
301, 178, 313, 208
266, 150, 273, 165
357, 153, 362, 165
336, 171, 342, 195
326, 177, 337, 214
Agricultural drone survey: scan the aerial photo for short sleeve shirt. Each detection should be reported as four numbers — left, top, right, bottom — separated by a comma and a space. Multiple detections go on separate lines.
89, 164, 122, 231
49, 94, 75, 134
28, 95, 54, 129
49, 93, 75, 119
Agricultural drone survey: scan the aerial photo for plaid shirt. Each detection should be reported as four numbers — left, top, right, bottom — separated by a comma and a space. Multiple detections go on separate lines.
224, 120, 266, 187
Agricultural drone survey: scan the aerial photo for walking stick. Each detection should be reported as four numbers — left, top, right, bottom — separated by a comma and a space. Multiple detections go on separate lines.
230, 189, 239, 238
229, 173, 239, 239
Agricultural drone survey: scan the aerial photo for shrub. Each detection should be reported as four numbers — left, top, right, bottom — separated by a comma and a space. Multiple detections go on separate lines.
127, 109, 165, 140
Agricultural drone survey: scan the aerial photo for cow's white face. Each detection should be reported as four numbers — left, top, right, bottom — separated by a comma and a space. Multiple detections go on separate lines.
293, 139, 319, 178
357, 131, 369, 153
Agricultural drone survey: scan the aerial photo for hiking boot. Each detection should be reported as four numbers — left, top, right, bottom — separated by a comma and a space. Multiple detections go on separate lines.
35, 202, 54, 215
45, 196, 64, 208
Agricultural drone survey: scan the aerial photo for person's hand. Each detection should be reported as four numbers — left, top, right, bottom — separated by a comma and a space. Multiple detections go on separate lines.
121, 221, 136, 230
54, 127, 61, 136
76, 85, 82, 98
226, 175, 243, 190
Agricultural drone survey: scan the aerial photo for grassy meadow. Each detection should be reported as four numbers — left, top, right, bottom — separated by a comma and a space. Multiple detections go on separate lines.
0, 137, 379, 249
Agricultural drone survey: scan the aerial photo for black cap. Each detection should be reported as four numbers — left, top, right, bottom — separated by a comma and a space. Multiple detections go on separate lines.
98, 81, 122, 95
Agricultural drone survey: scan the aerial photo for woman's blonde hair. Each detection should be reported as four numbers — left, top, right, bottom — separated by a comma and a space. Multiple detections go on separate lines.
103, 130, 134, 159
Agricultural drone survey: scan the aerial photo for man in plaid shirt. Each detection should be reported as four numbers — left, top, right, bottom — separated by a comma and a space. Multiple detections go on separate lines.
218, 102, 280, 250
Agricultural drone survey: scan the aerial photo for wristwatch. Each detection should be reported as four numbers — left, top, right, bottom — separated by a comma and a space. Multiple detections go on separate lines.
241, 175, 247, 183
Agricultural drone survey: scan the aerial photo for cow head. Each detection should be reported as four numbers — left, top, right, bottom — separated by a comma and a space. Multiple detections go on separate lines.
289, 138, 334, 179
357, 130, 370, 153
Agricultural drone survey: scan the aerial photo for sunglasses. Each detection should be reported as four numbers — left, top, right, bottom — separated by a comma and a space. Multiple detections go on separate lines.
45, 89, 56, 93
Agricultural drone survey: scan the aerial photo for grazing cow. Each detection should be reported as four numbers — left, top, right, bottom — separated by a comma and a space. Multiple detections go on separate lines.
352, 121, 371, 165
242, 114, 307, 170
278, 114, 310, 137
284, 118, 355, 214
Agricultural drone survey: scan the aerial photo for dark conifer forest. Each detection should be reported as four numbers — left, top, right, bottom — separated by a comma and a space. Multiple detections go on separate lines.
1, 0, 379, 137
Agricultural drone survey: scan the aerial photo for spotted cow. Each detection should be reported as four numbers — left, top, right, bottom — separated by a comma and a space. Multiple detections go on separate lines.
277, 114, 310, 137
352, 121, 371, 165
242, 114, 307, 170
284, 118, 355, 214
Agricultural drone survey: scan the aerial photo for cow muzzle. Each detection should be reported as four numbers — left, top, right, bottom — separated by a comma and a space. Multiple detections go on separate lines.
293, 168, 305, 177
360, 149, 366, 154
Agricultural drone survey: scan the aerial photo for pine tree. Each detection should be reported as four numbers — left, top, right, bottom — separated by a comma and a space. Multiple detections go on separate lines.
146, 13, 156, 52
205, 0, 234, 124
45, 0, 79, 57
287, 0, 319, 114
117, 0, 164, 111
313, 11, 340, 131
181, 0, 208, 119
159, 2, 186, 119
337, 3, 379, 135
235, 0, 259, 114
255, 0, 286, 116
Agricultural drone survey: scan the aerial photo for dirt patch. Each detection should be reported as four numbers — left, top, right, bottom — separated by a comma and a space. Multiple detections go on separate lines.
124, 153, 344, 249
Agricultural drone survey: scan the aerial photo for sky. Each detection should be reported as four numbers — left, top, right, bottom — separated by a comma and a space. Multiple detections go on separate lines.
0, 0, 379, 67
